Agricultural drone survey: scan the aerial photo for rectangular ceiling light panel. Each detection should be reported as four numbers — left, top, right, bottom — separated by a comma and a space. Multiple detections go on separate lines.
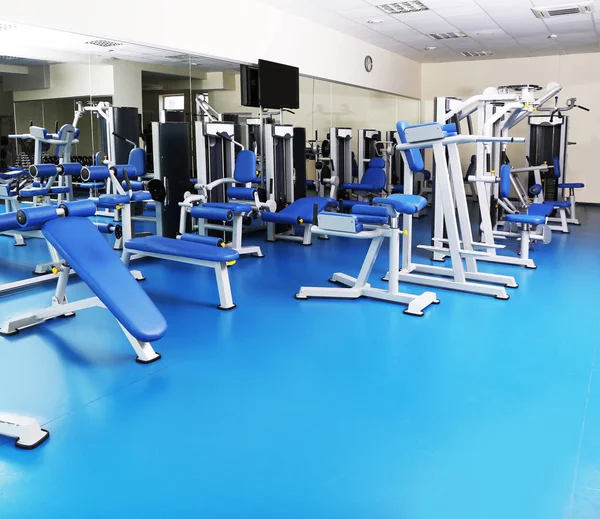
532, 2, 593, 18
429, 31, 468, 40
85, 40, 123, 48
461, 51, 494, 57
376, 1, 429, 15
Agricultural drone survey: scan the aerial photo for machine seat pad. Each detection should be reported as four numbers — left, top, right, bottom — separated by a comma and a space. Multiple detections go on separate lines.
352, 205, 388, 217
42, 217, 167, 342
97, 194, 131, 208
339, 200, 370, 210
20, 187, 49, 197
558, 182, 584, 189
373, 194, 427, 215
205, 202, 253, 213
550, 200, 571, 208
126, 236, 239, 263
131, 191, 152, 202
262, 196, 336, 225
528, 203, 554, 216
343, 182, 381, 192
0, 171, 25, 179
50, 187, 71, 194
505, 213, 546, 226
80, 182, 105, 189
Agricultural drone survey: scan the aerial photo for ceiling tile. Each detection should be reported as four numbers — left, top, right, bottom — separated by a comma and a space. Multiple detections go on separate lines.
338, 5, 387, 20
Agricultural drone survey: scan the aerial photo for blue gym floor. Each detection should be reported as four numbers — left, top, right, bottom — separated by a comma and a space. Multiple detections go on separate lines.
0, 204, 598, 519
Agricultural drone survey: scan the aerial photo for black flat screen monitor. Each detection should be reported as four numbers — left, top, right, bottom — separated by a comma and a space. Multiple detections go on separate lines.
258, 59, 299, 110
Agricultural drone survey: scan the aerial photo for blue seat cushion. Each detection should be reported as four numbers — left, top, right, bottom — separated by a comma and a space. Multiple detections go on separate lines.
50, 187, 70, 194
528, 203, 554, 217
340, 200, 371, 210
0, 170, 25, 179
42, 217, 167, 342
97, 194, 131, 208
125, 236, 239, 263
131, 191, 152, 202
558, 182, 584, 189
373, 194, 427, 215
205, 202, 253, 213
551, 200, 571, 208
80, 182, 105, 189
505, 213, 546, 226
20, 187, 49, 197
262, 196, 337, 225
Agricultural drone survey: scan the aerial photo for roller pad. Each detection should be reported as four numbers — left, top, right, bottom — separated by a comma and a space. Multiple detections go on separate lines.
61, 163, 83, 176
82, 166, 110, 182
97, 194, 130, 208
204, 202, 253, 213
94, 222, 114, 234
43, 217, 168, 343
18, 205, 59, 228
60, 200, 97, 218
190, 206, 234, 222
0, 211, 20, 232
29, 164, 58, 178
179, 233, 224, 247
227, 187, 256, 201
112, 165, 139, 180
123, 181, 145, 191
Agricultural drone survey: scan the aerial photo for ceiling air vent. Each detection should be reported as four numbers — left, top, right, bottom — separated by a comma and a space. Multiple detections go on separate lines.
461, 51, 494, 57
0, 24, 15, 31
376, 1, 429, 15
85, 40, 123, 48
532, 2, 593, 18
429, 31, 467, 40
0, 56, 19, 60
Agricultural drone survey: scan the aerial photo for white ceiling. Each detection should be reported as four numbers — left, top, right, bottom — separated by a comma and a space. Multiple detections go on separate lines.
0, 23, 239, 72
258, 0, 600, 62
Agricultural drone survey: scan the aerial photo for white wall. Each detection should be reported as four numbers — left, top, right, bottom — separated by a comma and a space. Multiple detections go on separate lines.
1, 0, 421, 99
209, 74, 420, 154
421, 53, 600, 203
12, 63, 114, 102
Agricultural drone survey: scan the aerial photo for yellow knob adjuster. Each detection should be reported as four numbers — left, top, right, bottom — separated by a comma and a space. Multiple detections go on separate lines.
219, 242, 225, 248
51, 267, 59, 275
401, 230, 408, 236
298, 218, 304, 224
227, 260, 236, 267
116, 204, 122, 210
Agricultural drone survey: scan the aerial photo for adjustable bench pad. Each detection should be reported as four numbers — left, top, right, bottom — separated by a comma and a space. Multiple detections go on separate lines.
262, 196, 337, 225
126, 236, 239, 263
42, 217, 167, 343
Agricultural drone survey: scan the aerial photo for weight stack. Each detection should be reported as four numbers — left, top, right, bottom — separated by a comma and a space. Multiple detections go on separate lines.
293, 127, 307, 200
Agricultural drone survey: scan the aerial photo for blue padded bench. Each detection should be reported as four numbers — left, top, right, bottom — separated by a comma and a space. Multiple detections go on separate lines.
123, 235, 240, 310
262, 196, 337, 245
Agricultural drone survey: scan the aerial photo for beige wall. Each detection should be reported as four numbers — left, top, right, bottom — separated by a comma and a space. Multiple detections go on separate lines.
209, 74, 420, 155
421, 53, 600, 203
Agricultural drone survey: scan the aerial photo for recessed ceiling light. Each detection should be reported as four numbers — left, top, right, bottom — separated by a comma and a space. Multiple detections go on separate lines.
367, 19, 384, 24
376, 1, 429, 15
0, 55, 19, 60
548, 33, 558, 39
461, 50, 494, 57
424, 46, 437, 50
429, 31, 468, 40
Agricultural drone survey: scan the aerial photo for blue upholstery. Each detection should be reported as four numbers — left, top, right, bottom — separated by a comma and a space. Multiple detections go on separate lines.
128, 148, 146, 177
392, 185, 404, 194
30, 164, 59, 178
306, 180, 315, 188
61, 200, 97, 218
43, 217, 167, 343
123, 181, 145, 191
529, 184, 543, 196
343, 157, 386, 193
20, 187, 49, 197
553, 157, 561, 179
190, 205, 234, 222
234, 150, 257, 183
354, 214, 388, 226
505, 213, 546, 226
227, 187, 256, 200
499, 164, 512, 199
351, 205, 388, 217
0, 170, 25, 179
179, 233, 224, 247
131, 191, 152, 202
61, 163, 82, 176
126, 236, 239, 263
261, 196, 337, 225
18, 206, 59, 227
550, 200, 571, 208
0, 211, 19, 232
339, 200, 370, 210
527, 204, 553, 217
82, 166, 110, 181
50, 187, 71, 194
396, 121, 425, 172
80, 182, 105, 190
97, 194, 131, 208
373, 194, 427, 215
558, 183, 585, 189
204, 202, 252, 213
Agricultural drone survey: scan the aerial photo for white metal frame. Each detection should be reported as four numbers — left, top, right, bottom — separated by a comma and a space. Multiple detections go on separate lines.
0, 413, 49, 449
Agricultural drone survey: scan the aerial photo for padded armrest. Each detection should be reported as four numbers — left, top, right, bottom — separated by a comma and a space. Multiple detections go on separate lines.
373, 194, 427, 215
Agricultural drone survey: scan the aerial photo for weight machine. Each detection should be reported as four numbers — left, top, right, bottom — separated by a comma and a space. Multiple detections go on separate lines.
330, 127, 353, 186
357, 129, 381, 180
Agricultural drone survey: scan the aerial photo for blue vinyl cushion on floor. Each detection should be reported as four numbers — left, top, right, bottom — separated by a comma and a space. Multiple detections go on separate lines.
0, 204, 599, 518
